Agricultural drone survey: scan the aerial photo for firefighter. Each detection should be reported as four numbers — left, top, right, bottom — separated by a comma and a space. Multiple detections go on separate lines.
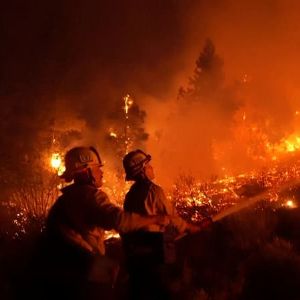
43, 146, 169, 300
122, 149, 212, 300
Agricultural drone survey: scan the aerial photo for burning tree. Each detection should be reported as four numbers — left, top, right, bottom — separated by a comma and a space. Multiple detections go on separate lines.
105, 94, 149, 159
0, 150, 66, 239
0, 116, 82, 239
99, 94, 149, 207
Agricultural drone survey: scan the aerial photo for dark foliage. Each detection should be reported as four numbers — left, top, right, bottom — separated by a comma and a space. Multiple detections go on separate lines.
1, 207, 300, 299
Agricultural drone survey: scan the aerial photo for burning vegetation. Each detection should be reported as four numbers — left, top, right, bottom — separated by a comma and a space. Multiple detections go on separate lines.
173, 154, 300, 225
2, 2, 300, 295
3, 39, 300, 241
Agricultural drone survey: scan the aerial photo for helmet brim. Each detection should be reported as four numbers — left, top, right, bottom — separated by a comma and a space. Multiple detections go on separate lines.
60, 162, 104, 181
124, 155, 151, 181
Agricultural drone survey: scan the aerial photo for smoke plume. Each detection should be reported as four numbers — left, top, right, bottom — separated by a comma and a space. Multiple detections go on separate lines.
1, 0, 300, 190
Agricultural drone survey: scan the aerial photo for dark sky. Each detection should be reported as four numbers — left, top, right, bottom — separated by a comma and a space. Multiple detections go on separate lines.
0, 0, 197, 188
1, 1, 190, 101
2, 0, 300, 187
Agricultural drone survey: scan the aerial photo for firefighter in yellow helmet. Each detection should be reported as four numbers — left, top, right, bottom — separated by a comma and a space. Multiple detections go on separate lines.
44, 147, 168, 300
122, 149, 212, 299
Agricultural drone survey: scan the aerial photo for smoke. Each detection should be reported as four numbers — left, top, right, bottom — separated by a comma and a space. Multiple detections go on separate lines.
0, 0, 188, 188
2, 0, 300, 191
144, 0, 300, 186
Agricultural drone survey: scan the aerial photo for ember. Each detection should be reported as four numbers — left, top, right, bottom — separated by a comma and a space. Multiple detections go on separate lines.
173, 157, 300, 224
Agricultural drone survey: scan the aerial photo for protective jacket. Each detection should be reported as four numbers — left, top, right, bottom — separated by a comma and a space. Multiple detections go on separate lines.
122, 179, 186, 299
124, 179, 187, 233
46, 183, 158, 255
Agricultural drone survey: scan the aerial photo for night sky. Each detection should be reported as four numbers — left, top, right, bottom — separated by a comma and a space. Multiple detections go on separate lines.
2, 0, 300, 190
0, 0, 192, 143
1, 1, 189, 111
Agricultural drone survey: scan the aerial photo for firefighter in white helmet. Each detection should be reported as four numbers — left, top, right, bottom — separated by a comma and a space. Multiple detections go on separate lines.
44, 146, 168, 299
123, 149, 208, 235
122, 149, 212, 299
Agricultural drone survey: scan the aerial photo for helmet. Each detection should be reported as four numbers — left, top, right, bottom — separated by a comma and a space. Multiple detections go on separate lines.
60, 146, 103, 182
123, 149, 151, 181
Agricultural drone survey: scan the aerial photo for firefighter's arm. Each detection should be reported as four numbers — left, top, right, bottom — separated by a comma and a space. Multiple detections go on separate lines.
152, 185, 188, 233
93, 190, 169, 233
153, 185, 213, 233
117, 212, 169, 233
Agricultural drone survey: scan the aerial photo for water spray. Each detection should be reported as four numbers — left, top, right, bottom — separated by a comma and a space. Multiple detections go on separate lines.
212, 179, 300, 222
175, 178, 300, 242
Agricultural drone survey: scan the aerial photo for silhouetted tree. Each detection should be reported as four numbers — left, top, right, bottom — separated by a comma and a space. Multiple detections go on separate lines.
178, 38, 239, 114
105, 96, 149, 159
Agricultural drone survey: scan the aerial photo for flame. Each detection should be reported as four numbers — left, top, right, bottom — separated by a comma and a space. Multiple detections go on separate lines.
43, 104, 300, 229
214, 111, 276, 165
242, 112, 246, 121
51, 153, 62, 169
124, 94, 133, 116
272, 135, 300, 154
227, 110, 300, 164
285, 199, 297, 209
123, 94, 134, 154
173, 156, 300, 223
104, 231, 120, 240
109, 131, 118, 138
50, 153, 65, 176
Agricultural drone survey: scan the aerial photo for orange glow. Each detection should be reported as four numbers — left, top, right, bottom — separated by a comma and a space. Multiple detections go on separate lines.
109, 131, 118, 138
104, 231, 120, 240
272, 135, 300, 154
123, 94, 134, 116
242, 112, 246, 121
285, 200, 297, 209
51, 153, 62, 169
50, 153, 65, 176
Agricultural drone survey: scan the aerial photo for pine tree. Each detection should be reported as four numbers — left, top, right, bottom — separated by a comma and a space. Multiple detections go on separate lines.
192, 38, 224, 96
178, 39, 239, 114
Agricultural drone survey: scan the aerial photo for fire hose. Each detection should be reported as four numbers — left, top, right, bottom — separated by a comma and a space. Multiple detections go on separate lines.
175, 178, 300, 241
